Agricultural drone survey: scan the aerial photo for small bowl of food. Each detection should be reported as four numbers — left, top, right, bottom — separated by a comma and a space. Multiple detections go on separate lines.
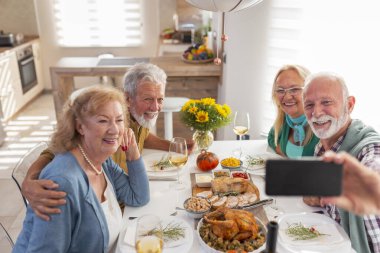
220, 157, 243, 170
212, 169, 231, 178
231, 170, 250, 180
183, 196, 211, 219
195, 173, 213, 187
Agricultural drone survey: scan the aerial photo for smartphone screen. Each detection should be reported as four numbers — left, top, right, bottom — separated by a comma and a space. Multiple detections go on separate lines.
265, 158, 343, 196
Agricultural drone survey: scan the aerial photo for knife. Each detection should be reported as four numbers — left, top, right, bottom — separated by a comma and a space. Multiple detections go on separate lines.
238, 198, 274, 210
149, 177, 177, 181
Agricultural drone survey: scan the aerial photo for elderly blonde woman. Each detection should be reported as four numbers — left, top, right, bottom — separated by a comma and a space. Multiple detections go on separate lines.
13, 85, 149, 253
267, 65, 319, 157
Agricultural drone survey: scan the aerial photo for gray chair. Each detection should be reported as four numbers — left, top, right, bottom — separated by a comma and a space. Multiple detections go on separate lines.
12, 142, 49, 206
0, 222, 14, 252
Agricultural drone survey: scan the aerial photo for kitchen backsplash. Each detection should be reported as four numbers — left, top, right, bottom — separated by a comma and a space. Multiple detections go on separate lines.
0, 0, 38, 35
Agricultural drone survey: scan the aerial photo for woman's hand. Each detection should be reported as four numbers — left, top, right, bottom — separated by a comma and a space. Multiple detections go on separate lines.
122, 128, 140, 161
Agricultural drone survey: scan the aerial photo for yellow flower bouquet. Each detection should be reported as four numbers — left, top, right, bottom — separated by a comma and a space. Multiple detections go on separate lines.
180, 98, 232, 131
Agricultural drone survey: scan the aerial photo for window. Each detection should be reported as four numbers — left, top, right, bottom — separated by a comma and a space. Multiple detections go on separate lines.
53, 0, 142, 47
260, 0, 304, 136
261, 0, 380, 135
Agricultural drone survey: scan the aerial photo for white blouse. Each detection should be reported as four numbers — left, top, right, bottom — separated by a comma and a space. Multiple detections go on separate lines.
101, 173, 123, 253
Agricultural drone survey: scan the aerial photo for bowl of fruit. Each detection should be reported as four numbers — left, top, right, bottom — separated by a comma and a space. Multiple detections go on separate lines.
182, 44, 214, 64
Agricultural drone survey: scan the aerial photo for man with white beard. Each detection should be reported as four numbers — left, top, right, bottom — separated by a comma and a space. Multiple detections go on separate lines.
302, 72, 380, 253
21, 63, 194, 221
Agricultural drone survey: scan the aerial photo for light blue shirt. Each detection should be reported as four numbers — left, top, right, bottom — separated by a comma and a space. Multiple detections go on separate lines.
286, 141, 304, 158
13, 152, 149, 253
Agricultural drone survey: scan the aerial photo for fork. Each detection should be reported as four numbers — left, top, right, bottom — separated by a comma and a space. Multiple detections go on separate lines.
128, 211, 177, 220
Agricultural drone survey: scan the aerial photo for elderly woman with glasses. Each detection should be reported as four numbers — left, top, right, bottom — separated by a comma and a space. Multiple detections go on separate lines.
267, 65, 319, 158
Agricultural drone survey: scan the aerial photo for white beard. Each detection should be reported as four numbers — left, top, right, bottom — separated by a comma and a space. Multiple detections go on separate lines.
308, 107, 349, 139
129, 106, 158, 129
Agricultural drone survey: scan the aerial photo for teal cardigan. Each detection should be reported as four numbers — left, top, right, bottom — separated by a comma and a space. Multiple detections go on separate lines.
335, 119, 380, 253
267, 122, 319, 157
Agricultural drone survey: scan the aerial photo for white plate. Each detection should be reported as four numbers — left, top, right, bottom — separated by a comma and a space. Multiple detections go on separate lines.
124, 216, 193, 250
197, 217, 267, 253
143, 152, 177, 172
243, 153, 283, 175
277, 212, 351, 253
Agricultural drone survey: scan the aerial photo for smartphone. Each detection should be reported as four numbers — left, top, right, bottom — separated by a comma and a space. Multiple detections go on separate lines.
265, 158, 343, 196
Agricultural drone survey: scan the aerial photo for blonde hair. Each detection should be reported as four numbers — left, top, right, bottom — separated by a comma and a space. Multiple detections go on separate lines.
271, 65, 313, 146
49, 85, 127, 154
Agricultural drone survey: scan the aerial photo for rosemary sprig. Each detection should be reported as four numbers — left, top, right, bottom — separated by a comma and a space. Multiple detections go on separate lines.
246, 155, 265, 167
152, 155, 173, 170
286, 222, 329, 240
147, 222, 186, 242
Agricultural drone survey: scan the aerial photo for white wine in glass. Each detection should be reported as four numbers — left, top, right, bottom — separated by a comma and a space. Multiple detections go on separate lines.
169, 137, 188, 190
233, 111, 250, 140
135, 215, 163, 253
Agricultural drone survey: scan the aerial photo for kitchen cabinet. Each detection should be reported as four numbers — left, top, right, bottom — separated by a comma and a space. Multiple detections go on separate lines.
21, 40, 44, 103
0, 51, 23, 120
0, 37, 44, 121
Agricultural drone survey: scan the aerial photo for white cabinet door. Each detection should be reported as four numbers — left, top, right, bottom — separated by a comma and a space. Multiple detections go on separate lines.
0, 52, 23, 120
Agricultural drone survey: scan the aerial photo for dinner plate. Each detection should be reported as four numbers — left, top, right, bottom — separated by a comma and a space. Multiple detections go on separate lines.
277, 212, 351, 253
124, 216, 193, 251
143, 152, 177, 172
243, 153, 282, 175
196, 217, 267, 253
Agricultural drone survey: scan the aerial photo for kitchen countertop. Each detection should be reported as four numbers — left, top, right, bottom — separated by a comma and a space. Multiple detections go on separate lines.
50, 56, 222, 118
51, 56, 221, 77
0, 35, 39, 56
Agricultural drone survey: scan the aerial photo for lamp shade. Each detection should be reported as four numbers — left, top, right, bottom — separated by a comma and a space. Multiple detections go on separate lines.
185, 0, 263, 12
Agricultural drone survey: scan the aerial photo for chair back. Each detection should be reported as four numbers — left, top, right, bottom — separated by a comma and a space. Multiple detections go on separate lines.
0, 222, 14, 252
12, 142, 49, 206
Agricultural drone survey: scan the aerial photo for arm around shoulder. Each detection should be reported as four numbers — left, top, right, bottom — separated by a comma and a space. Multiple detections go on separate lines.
21, 150, 67, 221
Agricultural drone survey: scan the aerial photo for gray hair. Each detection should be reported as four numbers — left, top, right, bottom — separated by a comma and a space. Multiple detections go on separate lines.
123, 63, 167, 97
304, 71, 349, 103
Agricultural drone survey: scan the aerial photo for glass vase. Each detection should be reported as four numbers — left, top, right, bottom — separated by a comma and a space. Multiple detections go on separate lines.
193, 130, 214, 151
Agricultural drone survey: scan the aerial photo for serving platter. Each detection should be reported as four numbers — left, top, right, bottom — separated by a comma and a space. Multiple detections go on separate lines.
189, 173, 269, 224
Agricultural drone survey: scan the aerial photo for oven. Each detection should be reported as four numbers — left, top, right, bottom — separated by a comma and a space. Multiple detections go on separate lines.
16, 45, 38, 94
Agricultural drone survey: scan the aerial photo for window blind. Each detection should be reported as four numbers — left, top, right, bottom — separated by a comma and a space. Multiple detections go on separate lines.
260, 0, 304, 136
53, 0, 142, 47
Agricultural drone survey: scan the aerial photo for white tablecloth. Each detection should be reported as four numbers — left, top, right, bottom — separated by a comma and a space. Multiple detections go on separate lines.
115, 140, 354, 253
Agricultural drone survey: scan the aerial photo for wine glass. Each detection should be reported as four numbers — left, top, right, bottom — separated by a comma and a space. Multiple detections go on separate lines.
168, 137, 188, 190
233, 111, 250, 140
135, 215, 163, 253
233, 111, 250, 158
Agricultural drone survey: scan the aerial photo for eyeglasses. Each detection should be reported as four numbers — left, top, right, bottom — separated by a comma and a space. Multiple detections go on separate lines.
275, 87, 303, 96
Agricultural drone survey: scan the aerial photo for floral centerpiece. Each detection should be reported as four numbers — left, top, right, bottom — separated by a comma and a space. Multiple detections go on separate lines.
180, 98, 232, 150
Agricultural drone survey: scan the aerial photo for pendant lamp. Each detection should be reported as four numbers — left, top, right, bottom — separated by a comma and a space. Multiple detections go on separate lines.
186, 0, 263, 12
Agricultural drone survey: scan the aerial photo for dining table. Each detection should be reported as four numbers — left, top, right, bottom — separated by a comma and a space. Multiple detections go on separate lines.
115, 139, 355, 253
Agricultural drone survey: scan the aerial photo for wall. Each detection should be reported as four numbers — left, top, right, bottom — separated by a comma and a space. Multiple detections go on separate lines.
218, 1, 271, 140
0, 0, 38, 35
34, 0, 161, 89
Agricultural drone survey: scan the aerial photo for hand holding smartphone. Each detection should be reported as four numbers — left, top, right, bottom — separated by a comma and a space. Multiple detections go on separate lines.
265, 158, 343, 196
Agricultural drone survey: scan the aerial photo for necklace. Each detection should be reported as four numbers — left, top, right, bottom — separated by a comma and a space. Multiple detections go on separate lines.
78, 144, 103, 175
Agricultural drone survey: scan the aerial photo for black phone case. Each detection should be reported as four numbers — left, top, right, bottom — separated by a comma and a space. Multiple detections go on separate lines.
265, 159, 343, 196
